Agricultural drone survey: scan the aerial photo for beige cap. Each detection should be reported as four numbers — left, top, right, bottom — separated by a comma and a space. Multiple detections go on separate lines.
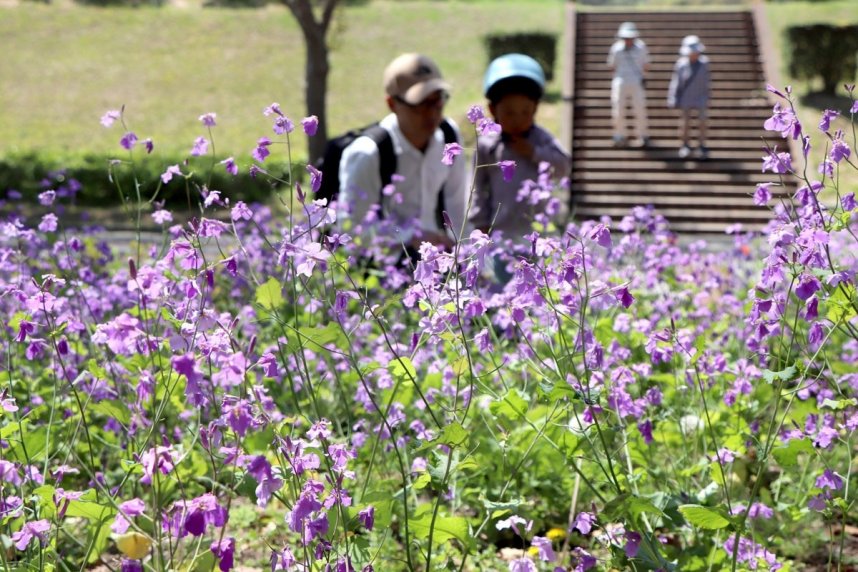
383, 53, 451, 105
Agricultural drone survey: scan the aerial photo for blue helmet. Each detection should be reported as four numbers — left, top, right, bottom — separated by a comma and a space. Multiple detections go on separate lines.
483, 53, 546, 100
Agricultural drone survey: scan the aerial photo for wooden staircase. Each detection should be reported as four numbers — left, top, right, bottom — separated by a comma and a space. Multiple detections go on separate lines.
570, 10, 792, 233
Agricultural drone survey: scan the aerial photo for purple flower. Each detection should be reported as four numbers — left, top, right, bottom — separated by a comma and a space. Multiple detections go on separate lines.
273, 115, 294, 135
220, 157, 238, 176
306, 164, 323, 194
264, 102, 284, 117
120, 559, 143, 572
112, 498, 146, 534
852, 100, 858, 114
498, 160, 516, 182
358, 506, 375, 531
588, 223, 612, 248
39, 190, 56, 206
161, 165, 183, 184
253, 137, 272, 162
573, 547, 597, 571
795, 274, 821, 301
143, 138, 154, 153
442, 142, 463, 166
615, 286, 634, 308
509, 557, 537, 572
625, 531, 642, 557
101, 109, 121, 127
191, 136, 209, 157
172, 353, 206, 406
120, 132, 138, 150
211, 537, 235, 572
762, 150, 792, 174
477, 117, 502, 136
165, 493, 228, 538
531, 536, 556, 562
140, 446, 174, 485
199, 112, 217, 127
12, 519, 51, 550
764, 103, 801, 139
819, 109, 839, 132
571, 511, 596, 535
466, 105, 485, 124
231, 201, 252, 221
754, 183, 772, 206
815, 469, 844, 491
301, 115, 319, 136
152, 209, 172, 224
830, 139, 851, 163
288, 492, 322, 534
38, 214, 58, 233
716, 448, 737, 463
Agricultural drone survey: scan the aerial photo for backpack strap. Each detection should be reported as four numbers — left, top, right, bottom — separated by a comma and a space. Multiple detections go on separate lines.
435, 119, 459, 230
361, 124, 396, 188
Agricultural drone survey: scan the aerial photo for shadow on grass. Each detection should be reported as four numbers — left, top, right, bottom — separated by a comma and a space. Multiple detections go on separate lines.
799, 90, 855, 114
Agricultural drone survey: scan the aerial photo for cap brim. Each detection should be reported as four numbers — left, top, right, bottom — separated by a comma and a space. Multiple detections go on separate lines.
401, 78, 451, 105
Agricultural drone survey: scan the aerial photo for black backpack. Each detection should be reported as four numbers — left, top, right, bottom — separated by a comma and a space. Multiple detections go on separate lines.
314, 120, 459, 227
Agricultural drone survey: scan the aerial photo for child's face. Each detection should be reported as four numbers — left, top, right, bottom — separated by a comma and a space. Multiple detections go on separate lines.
490, 94, 537, 138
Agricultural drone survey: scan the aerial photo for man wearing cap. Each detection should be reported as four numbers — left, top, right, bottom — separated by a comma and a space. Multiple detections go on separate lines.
607, 22, 651, 148
668, 36, 711, 159
338, 53, 467, 250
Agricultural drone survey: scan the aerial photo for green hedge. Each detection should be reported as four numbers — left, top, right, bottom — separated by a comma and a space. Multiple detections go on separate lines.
787, 24, 858, 94
0, 151, 299, 207
483, 32, 557, 83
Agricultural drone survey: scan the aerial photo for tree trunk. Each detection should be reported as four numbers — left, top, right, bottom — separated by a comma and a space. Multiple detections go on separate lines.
305, 31, 329, 165
284, 0, 339, 165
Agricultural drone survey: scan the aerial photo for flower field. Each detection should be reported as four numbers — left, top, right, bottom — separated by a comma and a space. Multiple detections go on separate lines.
0, 87, 856, 571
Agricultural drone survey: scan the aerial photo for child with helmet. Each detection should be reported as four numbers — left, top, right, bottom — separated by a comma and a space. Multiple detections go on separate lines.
469, 53, 571, 244
667, 35, 711, 159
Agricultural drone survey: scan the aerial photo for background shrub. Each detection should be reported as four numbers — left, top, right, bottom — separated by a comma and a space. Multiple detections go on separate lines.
786, 23, 858, 94
0, 151, 292, 207
483, 32, 557, 82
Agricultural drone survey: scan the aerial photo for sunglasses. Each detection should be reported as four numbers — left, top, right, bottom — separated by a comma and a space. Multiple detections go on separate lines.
395, 91, 450, 111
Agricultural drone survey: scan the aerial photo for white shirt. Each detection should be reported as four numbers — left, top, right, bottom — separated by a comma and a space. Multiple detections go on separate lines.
337, 113, 468, 242
608, 39, 649, 83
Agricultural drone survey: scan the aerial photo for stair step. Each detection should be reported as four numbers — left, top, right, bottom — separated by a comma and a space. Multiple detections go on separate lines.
570, 182, 779, 194
571, 205, 773, 223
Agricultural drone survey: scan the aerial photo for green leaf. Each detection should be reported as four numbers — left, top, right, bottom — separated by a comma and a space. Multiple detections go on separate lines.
826, 284, 857, 323
772, 438, 814, 468
437, 422, 469, 448
90, 400, 131, 426
408, 512, 471, 547
489, 389, 528, 421
413, 473, 432, 491
255, 277, 283, 311
678, 504, 730, 530
761, 364, 797, 385
389, 357, 417, 381
626, 496, 666, 520
285, 323, 346, 353
820, 398, 857, 410
8, 426, 48, 462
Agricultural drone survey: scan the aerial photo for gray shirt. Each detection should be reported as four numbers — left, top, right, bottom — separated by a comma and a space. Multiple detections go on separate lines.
607, 39, 649, 83
667, 56, 711, 109
469, 125, 570, 241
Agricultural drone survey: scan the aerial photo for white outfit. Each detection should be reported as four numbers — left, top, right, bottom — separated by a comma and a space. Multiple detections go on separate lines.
338, 113, 468, 242
607, 39, 650, 140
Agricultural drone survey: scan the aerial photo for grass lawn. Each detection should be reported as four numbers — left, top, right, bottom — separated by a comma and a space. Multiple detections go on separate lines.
0, 0, 566, 165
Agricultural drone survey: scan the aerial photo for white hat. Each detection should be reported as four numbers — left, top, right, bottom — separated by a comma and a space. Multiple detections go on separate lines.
680, 35, 705, 55
617, 22, 640, 39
